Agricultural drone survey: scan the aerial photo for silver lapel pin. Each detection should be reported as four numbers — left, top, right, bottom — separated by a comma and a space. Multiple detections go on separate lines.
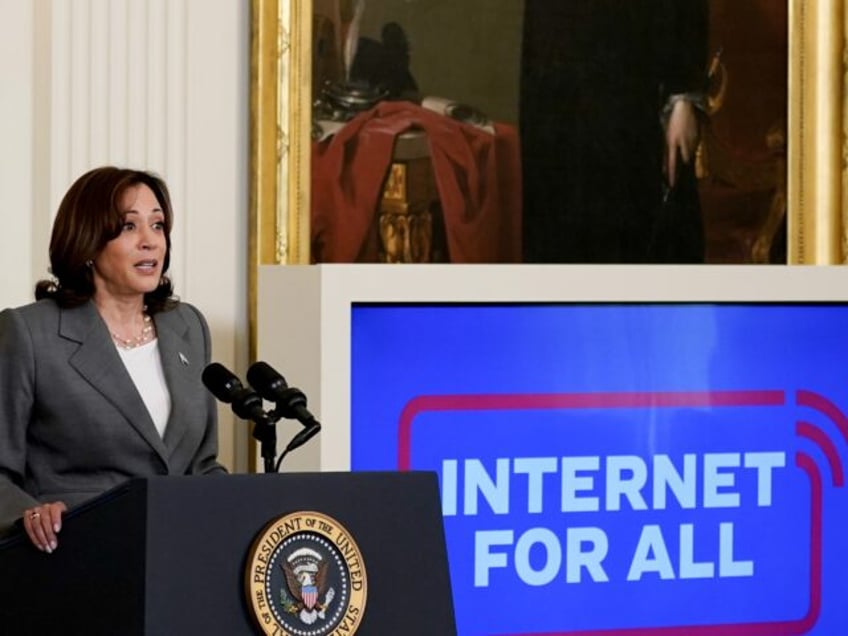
179, 352, 189, 366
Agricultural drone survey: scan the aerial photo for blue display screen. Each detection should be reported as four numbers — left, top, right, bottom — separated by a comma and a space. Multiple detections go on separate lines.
350, 303, 848, 635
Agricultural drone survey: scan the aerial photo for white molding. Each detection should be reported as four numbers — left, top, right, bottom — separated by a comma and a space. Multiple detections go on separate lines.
0, 0, 35, 305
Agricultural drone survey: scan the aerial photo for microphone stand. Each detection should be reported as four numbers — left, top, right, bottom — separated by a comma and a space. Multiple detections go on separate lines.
248, 409, 321, 473
250, 414, 281, 473
268, 387, 322, 472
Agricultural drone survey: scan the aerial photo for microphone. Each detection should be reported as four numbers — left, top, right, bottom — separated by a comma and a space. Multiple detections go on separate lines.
246, 361, 320, 428
202, 362, 271, 425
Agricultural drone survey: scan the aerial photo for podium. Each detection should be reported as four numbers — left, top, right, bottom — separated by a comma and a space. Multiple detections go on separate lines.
0, 472, 456, 635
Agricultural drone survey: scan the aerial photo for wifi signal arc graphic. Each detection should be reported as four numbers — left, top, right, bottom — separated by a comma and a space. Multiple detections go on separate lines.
796, 390, 848, 488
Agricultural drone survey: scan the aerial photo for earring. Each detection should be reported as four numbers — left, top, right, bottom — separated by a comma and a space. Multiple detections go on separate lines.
85, 260, 93, 267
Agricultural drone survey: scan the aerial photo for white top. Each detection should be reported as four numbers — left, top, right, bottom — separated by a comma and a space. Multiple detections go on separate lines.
117, 339, 171, 438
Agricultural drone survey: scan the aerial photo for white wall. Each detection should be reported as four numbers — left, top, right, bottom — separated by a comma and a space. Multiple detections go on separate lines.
0, 0, 36, 307
0, 0, 250, 471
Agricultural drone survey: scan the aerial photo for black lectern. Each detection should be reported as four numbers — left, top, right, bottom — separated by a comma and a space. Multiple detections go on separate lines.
0, 472, 456, 635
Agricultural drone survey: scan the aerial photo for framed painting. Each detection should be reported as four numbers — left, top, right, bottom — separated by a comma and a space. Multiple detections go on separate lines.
249, 0, 846, 270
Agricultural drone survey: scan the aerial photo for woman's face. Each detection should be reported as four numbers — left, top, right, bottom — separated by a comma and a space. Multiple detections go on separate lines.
92, 183, 168, 303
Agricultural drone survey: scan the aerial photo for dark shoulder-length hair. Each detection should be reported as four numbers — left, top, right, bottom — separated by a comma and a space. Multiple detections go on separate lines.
35, 166, 177, 314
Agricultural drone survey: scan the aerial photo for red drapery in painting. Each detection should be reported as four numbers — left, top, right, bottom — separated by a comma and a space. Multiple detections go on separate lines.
311, 101, 522, 263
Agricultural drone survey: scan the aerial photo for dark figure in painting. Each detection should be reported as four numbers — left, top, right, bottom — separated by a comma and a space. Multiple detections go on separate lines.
520, 0, 709, 263
349, 22, 420, 101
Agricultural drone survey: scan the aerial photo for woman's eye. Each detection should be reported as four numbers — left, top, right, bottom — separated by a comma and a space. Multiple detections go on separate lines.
152, 221, 165, 231
122, 222, 135, 231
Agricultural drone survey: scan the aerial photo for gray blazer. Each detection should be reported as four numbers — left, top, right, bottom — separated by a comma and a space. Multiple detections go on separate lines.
0, 299, 225, 533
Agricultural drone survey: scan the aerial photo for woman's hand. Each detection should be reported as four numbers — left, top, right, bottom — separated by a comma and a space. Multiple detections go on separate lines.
665, 98, 701, 188
23, 502, 67, 553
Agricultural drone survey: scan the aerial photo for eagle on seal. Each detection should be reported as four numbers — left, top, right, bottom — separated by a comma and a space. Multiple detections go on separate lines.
281, 559, 334, 625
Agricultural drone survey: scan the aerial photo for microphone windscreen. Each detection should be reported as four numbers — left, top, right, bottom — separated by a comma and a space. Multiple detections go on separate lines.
201, 362, 243, 403
247, 361, 288, 401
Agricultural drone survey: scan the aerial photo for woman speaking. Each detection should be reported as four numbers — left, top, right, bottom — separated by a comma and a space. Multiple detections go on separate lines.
0, 166, 226, 552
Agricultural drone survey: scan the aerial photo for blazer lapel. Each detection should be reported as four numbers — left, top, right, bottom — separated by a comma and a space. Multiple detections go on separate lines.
63, 302, 169, 466
154, 308, 193, 455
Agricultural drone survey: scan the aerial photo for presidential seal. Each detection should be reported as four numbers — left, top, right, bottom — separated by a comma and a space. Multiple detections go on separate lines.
245, 511, 367, 635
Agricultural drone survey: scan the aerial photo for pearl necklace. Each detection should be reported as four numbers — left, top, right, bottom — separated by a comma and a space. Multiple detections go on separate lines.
111, 313, 154, 350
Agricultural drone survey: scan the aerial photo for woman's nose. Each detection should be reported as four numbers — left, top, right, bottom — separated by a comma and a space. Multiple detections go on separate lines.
138, 226, 157, 248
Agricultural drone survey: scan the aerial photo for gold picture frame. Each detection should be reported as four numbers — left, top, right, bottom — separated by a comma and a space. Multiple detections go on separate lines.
250, 0, 846, 279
